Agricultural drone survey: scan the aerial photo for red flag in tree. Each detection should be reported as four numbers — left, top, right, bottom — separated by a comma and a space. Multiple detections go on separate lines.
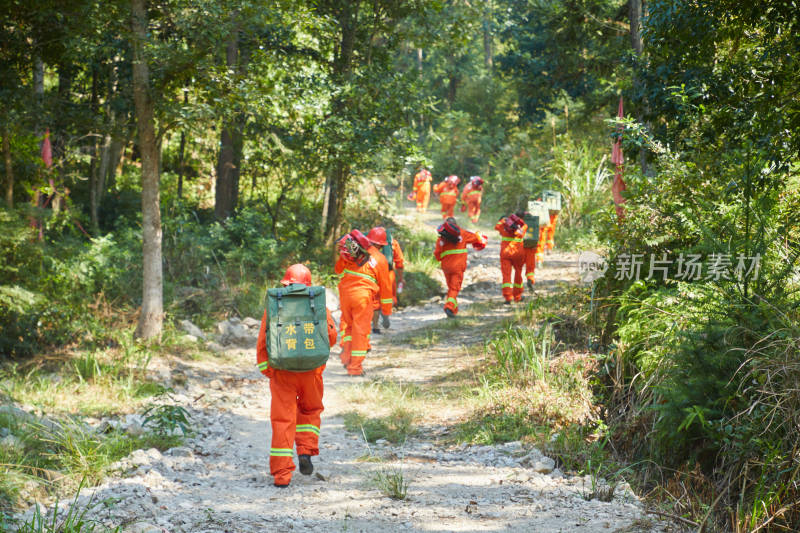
611, 97, 626, 220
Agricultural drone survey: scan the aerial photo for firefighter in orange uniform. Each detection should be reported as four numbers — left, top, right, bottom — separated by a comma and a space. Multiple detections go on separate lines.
335, 230, 392, 376
460, 176, 484, 223
432, 175, 460, 219
366, 227, 405, 333
256, 264, 338, 488
409, 168, 432, 212
434, 217, 487, 317
495, 213, 528, 303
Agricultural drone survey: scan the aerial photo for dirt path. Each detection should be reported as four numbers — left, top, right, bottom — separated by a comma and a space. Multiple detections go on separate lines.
18, 210, 671, 533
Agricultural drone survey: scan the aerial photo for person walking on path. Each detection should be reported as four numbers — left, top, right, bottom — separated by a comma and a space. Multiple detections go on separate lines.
433, 175, 460, 219
495, 213, 528, 304
409, 167, 432, 212
434, 217, 487, 317
460, 176, 484, 223
256, 264, 338, 488
367, 227, 404, 333
335, 230, 393, 376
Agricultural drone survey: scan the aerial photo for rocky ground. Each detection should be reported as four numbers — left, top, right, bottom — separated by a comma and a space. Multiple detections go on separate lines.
15, 211, 675, 533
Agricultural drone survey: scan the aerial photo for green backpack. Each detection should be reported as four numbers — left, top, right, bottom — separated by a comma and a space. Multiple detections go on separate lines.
266, 284, 329, 371
383, 230, 394, 270
522, 213, 540, 249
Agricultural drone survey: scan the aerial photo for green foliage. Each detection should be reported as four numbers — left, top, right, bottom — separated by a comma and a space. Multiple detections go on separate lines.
11, 481, 121, 533
488, 323, 553, 382
142, 402, 192, 438
371, 467, 409, 500
343, 409, 416, 444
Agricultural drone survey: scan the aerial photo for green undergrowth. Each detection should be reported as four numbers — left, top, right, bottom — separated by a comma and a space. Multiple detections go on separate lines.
454, 288, 599, 445
343, 409, 416, 444
0, 412, 184, 514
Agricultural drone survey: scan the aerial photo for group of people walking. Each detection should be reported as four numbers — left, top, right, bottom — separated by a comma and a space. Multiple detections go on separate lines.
410, 167, 484, 223
255, 167, 561, 489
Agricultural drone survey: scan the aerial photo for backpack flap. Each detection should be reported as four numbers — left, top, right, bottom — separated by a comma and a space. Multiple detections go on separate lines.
266, 285, 330, 371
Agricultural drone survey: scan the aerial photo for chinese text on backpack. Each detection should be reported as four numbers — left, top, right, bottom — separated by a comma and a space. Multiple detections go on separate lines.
266, 284, 329, 371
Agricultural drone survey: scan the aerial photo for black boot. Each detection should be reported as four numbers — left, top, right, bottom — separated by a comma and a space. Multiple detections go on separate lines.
444, 308, 455, 318
298, 454, 314, 475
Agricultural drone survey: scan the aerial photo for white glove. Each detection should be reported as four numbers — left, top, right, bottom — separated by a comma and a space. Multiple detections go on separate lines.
397, 282, 404, 294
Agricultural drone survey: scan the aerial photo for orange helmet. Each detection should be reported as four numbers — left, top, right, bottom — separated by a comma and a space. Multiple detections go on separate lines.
281, 263, 312, 286
367, 226, 388, 246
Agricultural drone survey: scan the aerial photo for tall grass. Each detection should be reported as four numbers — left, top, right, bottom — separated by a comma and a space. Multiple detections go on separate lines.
487, 323, 554, 382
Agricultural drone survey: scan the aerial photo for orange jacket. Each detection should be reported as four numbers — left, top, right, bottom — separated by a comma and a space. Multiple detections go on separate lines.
461, 183, 482, 205
390, 239, 405, 270
495, 218, 527, 260
433, 181, 459, 205
256, 307, 337, 377
335, 252, 393, 316
434, 229, 486, 273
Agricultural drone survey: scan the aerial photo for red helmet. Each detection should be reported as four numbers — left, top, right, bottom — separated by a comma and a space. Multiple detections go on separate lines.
339, 229, 371, 264
367, 226, 388, 246
470, 176, 484, 187
437, 217, 461, 244
504, 213, 524, 233
281, 264, 312, 286
446, 175, 460, 186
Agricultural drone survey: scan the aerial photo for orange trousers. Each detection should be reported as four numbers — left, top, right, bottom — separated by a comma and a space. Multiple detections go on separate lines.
269, 368, 323, 485
501, 256, 525, 301
440, 200, 456, 219
339, 288, 373, 375
536, 226, 547, 264
416, 190, 430, 211
443, 269, 464, 315
523, 247, 536, 284
546, 213, 558, 250
466, 199, 481, 223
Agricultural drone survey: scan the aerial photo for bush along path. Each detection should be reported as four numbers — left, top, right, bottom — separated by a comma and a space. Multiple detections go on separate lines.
14, 211, 674, 533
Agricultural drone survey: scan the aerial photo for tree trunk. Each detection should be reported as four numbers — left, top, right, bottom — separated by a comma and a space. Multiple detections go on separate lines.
321, 162, 348, 246
448, 75, 458, 107
89, 66, 100, 232
131, 0, 163, 340
215, 26, 242, 220
630, 0, 648, 173
321, 3, 358, 242
177, 89, 188, 200
483, 0, 493, 72
3, 128, 12, 208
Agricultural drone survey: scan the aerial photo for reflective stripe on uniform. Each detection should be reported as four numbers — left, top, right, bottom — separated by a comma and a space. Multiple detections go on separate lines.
257, 361, 269, 371
440, 248, 467, 257
352, 350, 368, 357
296, 424, 320, 435
342, 335, 352, 343
513, 283, 524, 289
501, 283, 513, 288
342, 269, 377, 284
446, 297, 458, 308
380, 298, 393, 304
526, 273, 535, 279
467, 190, 481, 196
270, 447, 293, 457
501, 237, 523, 242
441, 191, 457, 196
